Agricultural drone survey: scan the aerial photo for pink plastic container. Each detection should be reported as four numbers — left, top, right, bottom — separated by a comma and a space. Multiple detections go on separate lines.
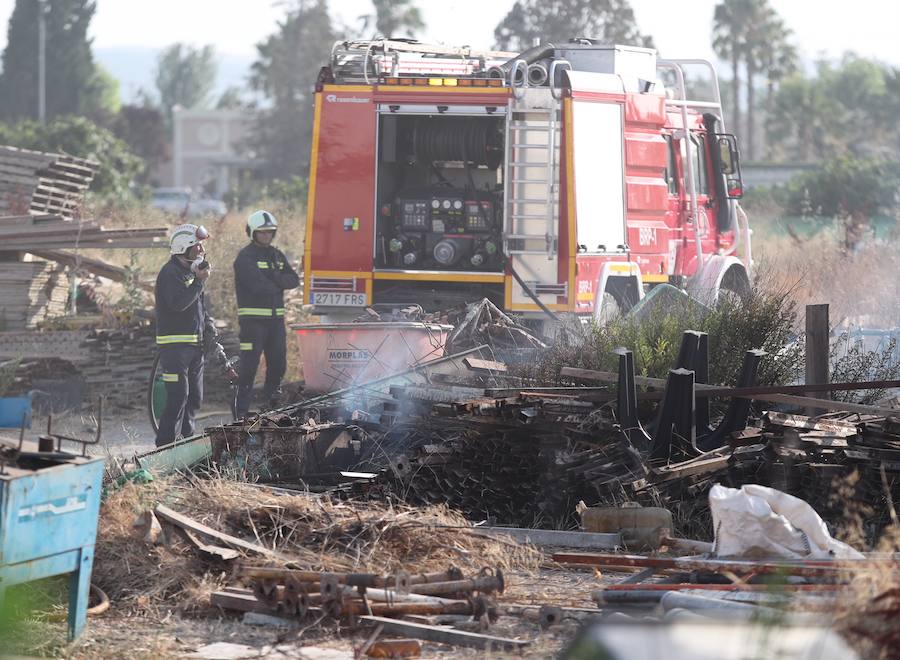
293, 322, 452, 392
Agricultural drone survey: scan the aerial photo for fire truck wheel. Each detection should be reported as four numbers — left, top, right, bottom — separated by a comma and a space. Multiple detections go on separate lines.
596, 292, 623, 325
717, 266, 752, 306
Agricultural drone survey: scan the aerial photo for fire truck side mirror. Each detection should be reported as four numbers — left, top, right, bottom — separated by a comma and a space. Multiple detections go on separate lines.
716, 134, 744, 199
716, 135, 740, 176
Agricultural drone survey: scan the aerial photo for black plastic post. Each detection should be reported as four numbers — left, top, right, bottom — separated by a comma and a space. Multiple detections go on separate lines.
650, 368, 695, 462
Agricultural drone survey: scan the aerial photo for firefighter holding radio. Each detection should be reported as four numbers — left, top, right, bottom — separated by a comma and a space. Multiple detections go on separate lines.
233, 210, 300, 418
153, 223, 216, 446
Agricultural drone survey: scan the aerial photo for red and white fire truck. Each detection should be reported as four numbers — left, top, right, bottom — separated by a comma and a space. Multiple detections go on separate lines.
302, 39, 751, 323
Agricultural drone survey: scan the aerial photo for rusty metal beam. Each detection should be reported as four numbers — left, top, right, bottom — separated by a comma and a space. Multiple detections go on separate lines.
560, 368, 900, 416
551, 552, 891, 578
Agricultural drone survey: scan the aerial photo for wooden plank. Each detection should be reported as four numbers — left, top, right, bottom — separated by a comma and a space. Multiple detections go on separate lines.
0, 239, 165, 250
560, 367, 900, 417
210, 590, 280, 614
154, 504, 291, 561
27, 250, 155, 291
470, 526, 620, 549
463, 357, 507, 373
359, 616, 531, 651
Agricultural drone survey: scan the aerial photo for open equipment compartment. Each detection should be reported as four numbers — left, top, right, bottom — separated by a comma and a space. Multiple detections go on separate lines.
374, 109, 506, 273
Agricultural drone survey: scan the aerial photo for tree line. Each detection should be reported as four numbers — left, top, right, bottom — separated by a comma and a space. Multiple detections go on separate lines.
0, 0, 898, 235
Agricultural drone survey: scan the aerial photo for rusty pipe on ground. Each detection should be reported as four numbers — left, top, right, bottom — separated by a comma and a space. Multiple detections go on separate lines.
408, 568, 504, 596
325, 595, 496, 620
241, 566, 462, 589
341, 586, 462, 605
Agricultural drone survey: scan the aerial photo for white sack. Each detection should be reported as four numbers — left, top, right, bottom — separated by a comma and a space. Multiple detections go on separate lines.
709, 483, 864, 560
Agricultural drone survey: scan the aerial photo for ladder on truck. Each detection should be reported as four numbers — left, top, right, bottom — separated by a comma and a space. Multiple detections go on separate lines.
503, 87, 565, 307
329, 39, 515, 84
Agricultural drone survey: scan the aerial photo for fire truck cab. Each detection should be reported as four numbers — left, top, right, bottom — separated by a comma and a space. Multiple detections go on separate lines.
303, 39, 751, 321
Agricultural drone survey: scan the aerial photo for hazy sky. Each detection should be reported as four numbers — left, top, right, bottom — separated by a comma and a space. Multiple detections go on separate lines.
0, 0, 898, 66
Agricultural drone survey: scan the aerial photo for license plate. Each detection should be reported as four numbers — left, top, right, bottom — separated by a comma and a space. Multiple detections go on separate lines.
312, 292, 367, 306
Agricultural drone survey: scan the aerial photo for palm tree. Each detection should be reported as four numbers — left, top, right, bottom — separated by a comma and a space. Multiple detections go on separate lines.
714, 0, 796, 160
712, 0, 754, 144
745, 3, 796, 160
760, 18, 798, 158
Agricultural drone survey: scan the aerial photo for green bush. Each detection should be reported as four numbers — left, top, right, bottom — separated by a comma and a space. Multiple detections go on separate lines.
0, 115, 143, 199
523, 275, 803, 390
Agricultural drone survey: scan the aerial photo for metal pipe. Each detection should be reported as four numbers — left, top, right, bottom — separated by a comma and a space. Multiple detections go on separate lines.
243, 567, 460, 589
327, 598, 483, 619
527, 62, 548, 86
341, 586, 459, 605
552, 551, 873, 579
408, 570, 504, 596
488, 42, 555, 81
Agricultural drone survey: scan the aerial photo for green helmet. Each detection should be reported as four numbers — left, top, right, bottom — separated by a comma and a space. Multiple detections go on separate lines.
246, 210, 278, 238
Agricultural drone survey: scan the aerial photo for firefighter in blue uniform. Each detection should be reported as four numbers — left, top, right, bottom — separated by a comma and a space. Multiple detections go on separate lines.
233, 210, 300, 418
154, 223, 216, 446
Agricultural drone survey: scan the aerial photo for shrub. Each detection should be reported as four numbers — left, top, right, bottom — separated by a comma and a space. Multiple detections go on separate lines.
522, 273, 803, 390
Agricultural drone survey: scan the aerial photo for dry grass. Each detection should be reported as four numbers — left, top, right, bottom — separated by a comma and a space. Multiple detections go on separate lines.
755, 224, 900, 329
833, 527, 900, 658
93, 476, 541, 613
84, 201, 307, 323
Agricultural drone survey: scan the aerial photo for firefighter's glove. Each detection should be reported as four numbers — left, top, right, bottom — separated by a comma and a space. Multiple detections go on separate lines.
202, 317, 219, 355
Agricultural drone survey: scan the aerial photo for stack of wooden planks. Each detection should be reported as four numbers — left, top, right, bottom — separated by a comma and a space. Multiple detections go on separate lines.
0, 145, 98, 220
0, 214, 167, 251
0, 260, 68, 330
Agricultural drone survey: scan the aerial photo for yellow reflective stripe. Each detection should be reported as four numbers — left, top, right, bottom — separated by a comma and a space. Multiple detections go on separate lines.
238, 308, 274, 316
161, 373, 179, 383
184, 278, 195, 287
257, 261, 270, 269
240, 342, 253, 350
276, 308, 285, 316
156, 334, 199, 344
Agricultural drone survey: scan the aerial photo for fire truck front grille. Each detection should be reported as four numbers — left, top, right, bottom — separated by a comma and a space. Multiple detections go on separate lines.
311, 276, 356, 292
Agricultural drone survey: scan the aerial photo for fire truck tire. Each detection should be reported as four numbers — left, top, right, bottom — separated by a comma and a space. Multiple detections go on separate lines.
596, 292, 623, 325
717, 265, 752, 304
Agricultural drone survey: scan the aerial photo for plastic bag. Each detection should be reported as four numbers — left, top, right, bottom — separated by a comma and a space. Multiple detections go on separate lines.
709, 483, 864, 560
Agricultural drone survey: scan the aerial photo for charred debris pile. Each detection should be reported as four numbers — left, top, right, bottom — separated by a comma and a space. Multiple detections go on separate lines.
198, 324, 900, 544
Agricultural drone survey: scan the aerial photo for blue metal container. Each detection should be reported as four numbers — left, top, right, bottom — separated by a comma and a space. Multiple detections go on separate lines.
0, 393, 31, 429
0, 452, 105, 641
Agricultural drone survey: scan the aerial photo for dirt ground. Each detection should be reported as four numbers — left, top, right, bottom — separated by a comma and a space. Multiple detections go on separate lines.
0, 411, 606, 658
9, 405, 235, 458
2, 566, 605, 659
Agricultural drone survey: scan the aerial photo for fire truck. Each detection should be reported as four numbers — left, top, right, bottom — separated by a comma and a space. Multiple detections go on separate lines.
302, 39, 751, 324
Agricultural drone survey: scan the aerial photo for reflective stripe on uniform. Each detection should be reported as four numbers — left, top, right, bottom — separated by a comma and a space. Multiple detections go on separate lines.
276, 308, 285, 316
238, 308, 274, 316
257, 261, 270, 269
240, 342, 253, 350
156, 334, 199, 344
161, 373, 179, 383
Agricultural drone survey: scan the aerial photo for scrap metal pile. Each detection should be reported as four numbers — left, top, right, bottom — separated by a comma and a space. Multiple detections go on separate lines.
202, 329, 900, 543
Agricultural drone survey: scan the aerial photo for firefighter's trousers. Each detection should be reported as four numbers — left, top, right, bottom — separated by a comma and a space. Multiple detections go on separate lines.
155, 345, 204, 447
236, 317, 287, 418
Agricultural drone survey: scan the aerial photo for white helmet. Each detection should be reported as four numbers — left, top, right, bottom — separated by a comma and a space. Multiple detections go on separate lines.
246, 210, 278, 238
169, 223, 209, 255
